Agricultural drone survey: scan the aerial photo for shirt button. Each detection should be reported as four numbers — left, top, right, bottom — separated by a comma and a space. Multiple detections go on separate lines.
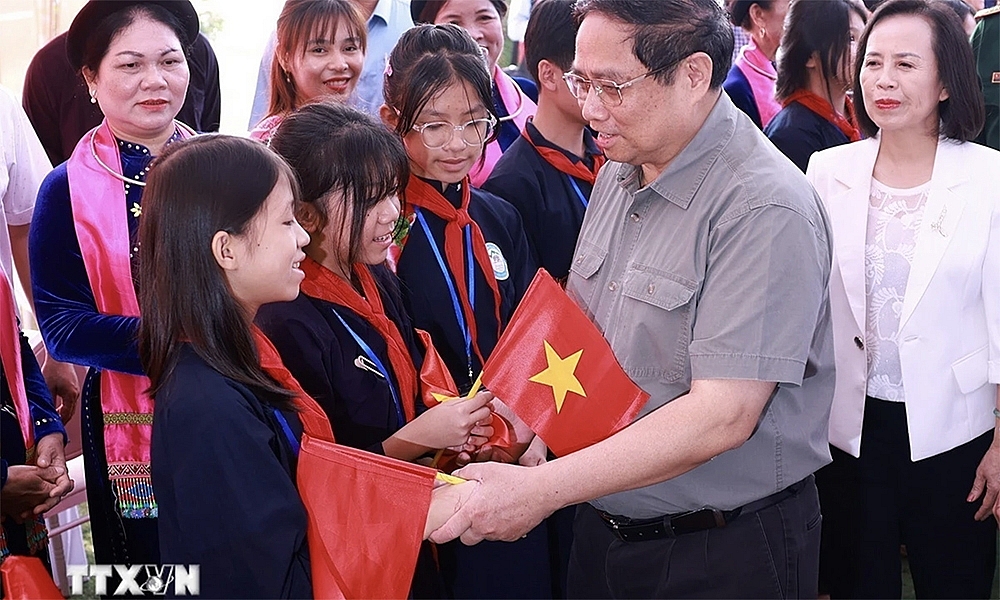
630, 213, 641, 223
854, 336, 864, 350
647, 284, 655, 295
609, 281, 618, 291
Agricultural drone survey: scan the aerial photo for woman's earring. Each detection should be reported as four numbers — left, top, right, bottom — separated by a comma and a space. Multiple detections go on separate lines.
760, 27, 767, 39
89, 88, 97, 104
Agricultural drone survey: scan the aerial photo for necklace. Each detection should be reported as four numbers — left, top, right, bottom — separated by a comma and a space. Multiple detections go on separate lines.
497, 90, 525, 124
89, 122, 194, 187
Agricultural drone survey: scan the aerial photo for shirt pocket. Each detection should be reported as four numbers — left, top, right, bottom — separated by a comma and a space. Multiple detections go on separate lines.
569, 240, 607, 280
952, 345, 989, 395
619, 267, 698, 382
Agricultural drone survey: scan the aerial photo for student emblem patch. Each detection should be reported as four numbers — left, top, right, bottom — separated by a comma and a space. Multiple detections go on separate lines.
486, 242, 509, 281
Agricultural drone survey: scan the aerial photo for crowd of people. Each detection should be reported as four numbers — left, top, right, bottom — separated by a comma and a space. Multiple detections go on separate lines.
1, 0, 999, 597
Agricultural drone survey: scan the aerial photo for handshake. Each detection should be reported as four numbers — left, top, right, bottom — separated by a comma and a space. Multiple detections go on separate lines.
421, 392, 554, 544
1, 432, 74, 522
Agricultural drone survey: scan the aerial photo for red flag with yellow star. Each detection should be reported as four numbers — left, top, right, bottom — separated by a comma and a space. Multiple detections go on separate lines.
481, 269, 649, 456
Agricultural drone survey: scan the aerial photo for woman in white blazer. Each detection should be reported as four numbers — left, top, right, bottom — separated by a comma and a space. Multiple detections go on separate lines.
806, 0, 1000, 597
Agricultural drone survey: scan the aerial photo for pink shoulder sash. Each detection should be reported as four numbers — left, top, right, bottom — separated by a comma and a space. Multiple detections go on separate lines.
66, 120, 194, 518
469, 66, 537, 187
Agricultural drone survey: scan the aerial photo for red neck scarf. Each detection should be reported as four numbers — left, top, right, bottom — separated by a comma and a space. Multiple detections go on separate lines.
520, 120, 606, 185
299, 258, 416, 422
0, 271, 33, 449
253, 327, 334, 441
784, 89, 861, 142
404, 175, 502, 366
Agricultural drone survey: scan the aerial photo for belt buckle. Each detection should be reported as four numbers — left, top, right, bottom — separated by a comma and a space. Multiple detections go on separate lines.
667, 508, 726, 536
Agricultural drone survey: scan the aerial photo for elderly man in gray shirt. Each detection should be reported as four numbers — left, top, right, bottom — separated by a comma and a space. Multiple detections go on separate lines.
430, 0, 835, 596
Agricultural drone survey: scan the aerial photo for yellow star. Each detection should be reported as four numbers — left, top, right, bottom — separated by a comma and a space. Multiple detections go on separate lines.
528, 340, 586, 413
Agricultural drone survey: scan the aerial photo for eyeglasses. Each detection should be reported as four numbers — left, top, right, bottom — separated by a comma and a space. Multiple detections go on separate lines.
411, 116, 497, 149
563, 68, 668, 107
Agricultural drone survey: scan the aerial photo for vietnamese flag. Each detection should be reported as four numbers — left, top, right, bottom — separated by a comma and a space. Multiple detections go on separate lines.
255, 328, 436, 599
481, 269, 649, 456
297, 437, 437, 599
415, 329, 514, 454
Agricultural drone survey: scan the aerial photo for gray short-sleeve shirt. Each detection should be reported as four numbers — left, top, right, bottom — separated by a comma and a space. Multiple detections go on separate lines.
566, 93, 836, 518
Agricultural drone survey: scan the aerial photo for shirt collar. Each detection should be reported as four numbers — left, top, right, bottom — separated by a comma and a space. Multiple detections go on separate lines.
370, 0, 392, 26
525, 120, 602, 165
619, 92, 736, 209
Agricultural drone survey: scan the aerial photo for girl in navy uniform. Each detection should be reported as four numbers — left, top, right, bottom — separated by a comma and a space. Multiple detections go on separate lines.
379, 24, 550, 599
257, 102, 493, 467
140, 135, 474, 598
257, 102, 494, 597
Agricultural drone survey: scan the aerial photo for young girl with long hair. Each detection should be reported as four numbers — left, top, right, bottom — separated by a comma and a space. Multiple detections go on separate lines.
258, 101, 494, 465
765, 0, 868, 172
380, 23, 550, 599
139, 135, 473, 598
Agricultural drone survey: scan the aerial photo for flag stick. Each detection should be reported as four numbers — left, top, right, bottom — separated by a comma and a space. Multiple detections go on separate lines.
429, 372, 483, 473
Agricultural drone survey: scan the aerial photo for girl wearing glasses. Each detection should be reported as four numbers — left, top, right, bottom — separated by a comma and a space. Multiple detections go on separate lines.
257, 100, 493, 474
379, 23, 549, 599
410, 0, 538, 186
258, 102, 495, 595
250, 0, 367, 144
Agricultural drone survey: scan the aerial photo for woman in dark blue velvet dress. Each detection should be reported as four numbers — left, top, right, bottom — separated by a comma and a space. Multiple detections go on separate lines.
28, 0, 200, 567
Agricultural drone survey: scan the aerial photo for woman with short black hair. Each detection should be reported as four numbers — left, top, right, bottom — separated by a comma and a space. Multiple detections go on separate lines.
807, 0, 999, 595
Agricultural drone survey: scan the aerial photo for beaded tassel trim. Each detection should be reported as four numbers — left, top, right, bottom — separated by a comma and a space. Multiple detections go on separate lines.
111, 476, 157, 519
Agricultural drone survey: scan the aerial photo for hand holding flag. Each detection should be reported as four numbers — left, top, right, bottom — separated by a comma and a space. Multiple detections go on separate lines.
481, 270, 649, 456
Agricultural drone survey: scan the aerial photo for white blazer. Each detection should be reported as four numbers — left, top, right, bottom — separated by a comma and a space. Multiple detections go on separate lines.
807, 137, 1000, 461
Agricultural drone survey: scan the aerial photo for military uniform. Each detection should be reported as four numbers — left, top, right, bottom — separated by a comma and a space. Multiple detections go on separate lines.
973, 5, 999, 150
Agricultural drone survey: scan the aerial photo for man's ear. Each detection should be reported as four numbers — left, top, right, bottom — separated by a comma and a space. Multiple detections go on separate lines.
379, 104, 399, 130
682, 52, 714, 93
211, 230, 239, 272
536, 59, 562, 93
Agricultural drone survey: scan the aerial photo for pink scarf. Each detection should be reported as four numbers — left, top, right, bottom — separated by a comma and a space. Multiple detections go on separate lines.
469, 66, 536, 187
735, 40, 781, 128
249, 114, 284, 145
0, 268, 32, 450
66, 120, 194, 518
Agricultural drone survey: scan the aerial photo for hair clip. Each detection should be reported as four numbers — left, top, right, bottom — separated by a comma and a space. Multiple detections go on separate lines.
384, 59, 393, 78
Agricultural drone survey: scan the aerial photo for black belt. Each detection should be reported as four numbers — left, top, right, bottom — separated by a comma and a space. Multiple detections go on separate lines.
597, 476, 812, 542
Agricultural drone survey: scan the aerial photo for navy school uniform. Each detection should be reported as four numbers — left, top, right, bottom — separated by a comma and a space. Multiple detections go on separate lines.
151, 345, 311, 599
256, 265, 421, 453
483, 122, 601, 282
765, 102, 852, 173
396, 180, 536, 394
396, 180, 552, 599
255, 265, 443, 597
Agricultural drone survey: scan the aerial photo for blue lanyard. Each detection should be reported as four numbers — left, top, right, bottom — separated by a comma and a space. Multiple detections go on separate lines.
415, 208, 475, 378
330, 307, 405, 429
272, 408, 300, 457
567, 175, 588, 209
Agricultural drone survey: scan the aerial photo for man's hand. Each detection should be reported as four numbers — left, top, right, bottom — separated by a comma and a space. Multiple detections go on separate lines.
34, 433, 74, 511
42, 356, 80, 424
1, 465, 61, 521
429, 461, 555, 544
